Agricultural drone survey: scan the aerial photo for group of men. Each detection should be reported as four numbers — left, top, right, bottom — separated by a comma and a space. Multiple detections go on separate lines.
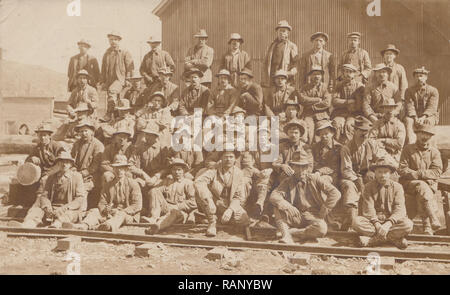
10, 20, 444, 250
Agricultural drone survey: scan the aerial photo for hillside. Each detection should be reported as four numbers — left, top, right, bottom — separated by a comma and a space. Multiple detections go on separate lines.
0, 59, 68, 100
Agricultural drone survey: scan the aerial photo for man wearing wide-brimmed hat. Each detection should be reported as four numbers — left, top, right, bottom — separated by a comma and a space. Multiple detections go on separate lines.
220, 33, 252, 87
140, 35, 175, 88
123, 71, 147, 114
179, 67, 211, 115
73, 154, 142, 232
299, 32, 336, 90
278, 99, 307, 143
312, 120, 342, 185
67, 69, 99, 120
404, 66, 439, 145
147, 67, 180, 115
340, 116, 380, 231
144, 158, 197, 234
262, 20, 298, 88
195, 150, 249, 237
363, 63, 401, 123
206, 69, 239, 117
331, 63, 365, 144
67, 39, 100, 92
184, 29, 214, 88
299, 65, 332, 144
270, 157, 341, 244
10, 151, 87, 229
264, 69, 299, 117
236, 68, 264, 116
368, 98, 406, 164
71, 119, 105, 208
338, 32, 372, 84
353, 155, 413, 250
399, 124, 442, 235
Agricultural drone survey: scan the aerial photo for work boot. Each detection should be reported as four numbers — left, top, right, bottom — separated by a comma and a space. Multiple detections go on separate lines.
49, 220, 62, 229
97, 222, 112, 232
424, 201, 441, 230
145, 209, 181, 235
140, 216, 157, 224
7, 220, 22, 228
422, 217, 434, 235
205, 215, 217, 237
275, 219, 294, 244
391, 238, 408, 250
341, 207, 358, 231
62, 222, 89, 230
359, 235, 384, 247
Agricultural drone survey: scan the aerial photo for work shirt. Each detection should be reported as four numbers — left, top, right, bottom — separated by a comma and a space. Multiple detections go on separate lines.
26, 140, 65, 175
405, 84, 439, 119
156, 178, 197, 212
363, 81, 401, 118
140, 48, 175, 80
207, 84, 239, 116
299, 82, 331, 119
312, 140, 342, 182
338, 48, 372, 81
368, 117, 406, 162
179, 85, 210, 115
71, 137, 105, 179
331, 79, 365, 118
101, 47, 134, 86
340, 137, 380, 181
265, 85, 298, 116
98, 176, 142, 216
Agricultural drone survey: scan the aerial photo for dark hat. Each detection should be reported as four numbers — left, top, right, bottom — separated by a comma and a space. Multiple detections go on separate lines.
275, 20, 292, 31
354, 116, 372, 131
239, 68, 254, 78
414, 123, 436, 136
272, 69, 289, 79
77, 39, 91, 48
380, 98, 398, 108
315, 120, 336, 134
216, 69, 231, 78
373, 63, 392, 73
34, 122, 54, 134
194, 29, 208, 38
307, 66, 324, 76
370, 155, 397, 172
75, 119, 96, 131
347, 32, 362, 38
185, 67, 204, 78
341, 63, 358, 72
310, 32, 329, 42
283, 119, 306, 136
107, 31, 122, 40
56, 151, 75, 163
381, 44, 400, 56
158, 67, 173, 76
113, 127, 132, 137
169, 158, 190, 170
228, 33, 244, 44
126, 71, 143, 81
413, 66, 430, 76
111, 154, 130, 167
288, 158, 311, 167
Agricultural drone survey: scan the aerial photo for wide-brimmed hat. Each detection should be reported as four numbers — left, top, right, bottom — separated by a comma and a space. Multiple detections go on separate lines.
113, 127, 132, 137
107, 31, 122, 40
75, 119, 96, 131
239, 68, 254, 78
194, 29, 208, 38
147, 36, 162, 43
370, 155, 397, 172
283, 119, 306, 136
34, 122, 54, 134
307, 66, 324, 76
56, 151, 75, 163
315, 120, 336, 134
77, 39, 91, 48
169, 158, 190, 170
354, 116, 372, 131
275, 20, 292, 31
216, 69, 231, 78
111, 154, 130, 167
272, 69, 289, 79
341, 64, 358, 72
149, 91, 166, 102
220, 150, 241, 159
413, 66, 430, 76
74, 102, 90, 113
284, 99, 300, 109
310, 32, 329, 42
231, 106, 247, 116
126, 71, 143, 81
347, 32, 362, 38
381, 44, 400, 56
141, 123, 160, 137
414, 123, 436, 136
76, 69, 91, 79
288, 158, 311, 167
380, 98, 398, 108
185, 67, 204, 78
228, 33, 244, 44
158, 67, 173, 76
116, 99, 132, 111
373, 63, 392, 73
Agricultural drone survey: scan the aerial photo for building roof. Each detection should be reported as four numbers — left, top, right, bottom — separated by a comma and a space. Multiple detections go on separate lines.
152, 0, 173, 17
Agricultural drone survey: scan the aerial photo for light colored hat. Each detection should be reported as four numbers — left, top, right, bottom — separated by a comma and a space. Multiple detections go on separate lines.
77, 39, 91, 48
75, 102, 90, 113
16, 162, 41, 186
76, 69, 90, 78
414, 123, 435, 136
231, 106, 247, 116
194, 29, 208, 38
272, 69, 289, 79
150, 91, 165, 101
169, 158, 190, 170
113, 127, 132, 137
56, 151, 75, 163
307, 66, 324, 76
239, 68, 254, 78
310, 32, 329, 42
34, 122, 54, 134
283, 119, 306, 136
228, 33, 244, 44
380, 98, 398, 108
341, 64, 358, 72
107, 31, 122, 40
275, 20, 292, 31
147, 36, 162, 43
288, 158, 311, 166
141, 123, 160, 136
413, 66, 430, 76
111, 154, 130, 167
315, 120, 336, 134
373, 63, 392, 73
216, 69, 231, 77
127, 71, 143, 80
116, 99, 132, 111
347, 32, 362, 38
354, 116, 373, 131
75, 119, 96, 131
381, 44, 400, 56
158, 67, 173, 75
370, 155, 397, 172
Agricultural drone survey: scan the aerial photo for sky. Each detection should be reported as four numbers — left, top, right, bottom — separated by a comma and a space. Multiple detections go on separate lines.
0, 0, 162, 73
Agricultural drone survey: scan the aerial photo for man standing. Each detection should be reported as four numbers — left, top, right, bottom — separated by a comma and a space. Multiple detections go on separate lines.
236, 68, 264, 116
270, 158, 341, 244
145, 159, 197, 234
404, 67, 439, 144
185, 29, 214, 88
377, 44, 408, 101
67, 70, 99, 120
262, 20, 298, 88
353, 156, 413, 250
220, 33, 251, 87
363, 64, 401, 123
207, 69, 239, 117
10, 152, 86, 229
338, 32, 371, 84
399, 124, 442, 235
299, 32, 335, 90
264, 70, 299, 117
140, 36, 175, 88
101, 31, 134, 120
67, 39, 100, 92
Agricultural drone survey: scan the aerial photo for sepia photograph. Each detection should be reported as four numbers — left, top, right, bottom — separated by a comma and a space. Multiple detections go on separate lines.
0, 0, 449, 279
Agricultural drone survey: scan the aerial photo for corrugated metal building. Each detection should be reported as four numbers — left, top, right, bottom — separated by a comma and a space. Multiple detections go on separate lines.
152, 0, 450, 123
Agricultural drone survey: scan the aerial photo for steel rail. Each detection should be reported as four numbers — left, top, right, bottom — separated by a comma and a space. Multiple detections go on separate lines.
1, 226, 450, 263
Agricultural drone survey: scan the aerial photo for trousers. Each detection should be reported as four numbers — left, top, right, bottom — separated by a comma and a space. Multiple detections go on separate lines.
274, 207, 328, 238
353, 216, 413, 240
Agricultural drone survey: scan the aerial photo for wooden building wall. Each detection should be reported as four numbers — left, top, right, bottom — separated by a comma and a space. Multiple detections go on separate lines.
156, 0, 450, 123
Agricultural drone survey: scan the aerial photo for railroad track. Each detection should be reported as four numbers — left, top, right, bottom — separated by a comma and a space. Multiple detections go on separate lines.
1, 226, 450, 264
